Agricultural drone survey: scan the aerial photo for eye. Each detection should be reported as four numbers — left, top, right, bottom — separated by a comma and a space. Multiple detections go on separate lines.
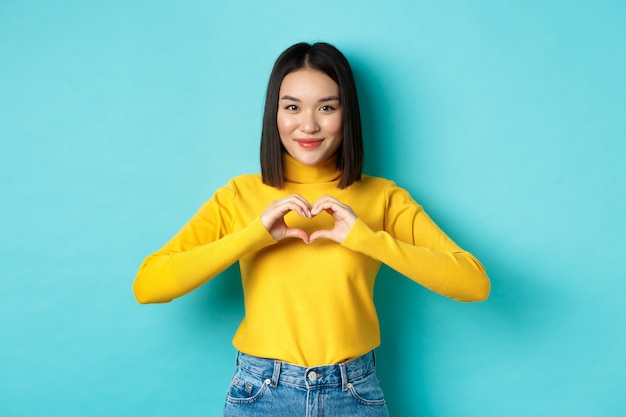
319, 105, 335, 112
284, 104, 299, 111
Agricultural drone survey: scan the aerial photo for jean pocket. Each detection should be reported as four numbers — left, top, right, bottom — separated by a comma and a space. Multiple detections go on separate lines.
225, 368, 270, 405
347, 372, 386, 407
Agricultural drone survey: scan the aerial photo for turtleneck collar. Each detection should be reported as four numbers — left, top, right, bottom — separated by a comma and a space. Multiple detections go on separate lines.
283, 153, 341, 184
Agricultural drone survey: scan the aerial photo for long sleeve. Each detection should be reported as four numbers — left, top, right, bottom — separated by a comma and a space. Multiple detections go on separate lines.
342, 182, 490, 301
133, 180, 276, 304
133, 161, 489, 365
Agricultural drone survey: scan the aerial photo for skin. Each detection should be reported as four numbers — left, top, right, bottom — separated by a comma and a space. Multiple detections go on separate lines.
277, 69, 343, 167
261, 69, 358, 244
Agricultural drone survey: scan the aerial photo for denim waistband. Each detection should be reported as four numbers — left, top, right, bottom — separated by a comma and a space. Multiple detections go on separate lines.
235, 351, 377, 390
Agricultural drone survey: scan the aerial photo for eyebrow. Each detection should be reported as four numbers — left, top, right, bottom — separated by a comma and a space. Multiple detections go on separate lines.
279, 95, 340, 102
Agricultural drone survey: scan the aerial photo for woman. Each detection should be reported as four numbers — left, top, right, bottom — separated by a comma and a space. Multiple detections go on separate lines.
134, 42, 490, 416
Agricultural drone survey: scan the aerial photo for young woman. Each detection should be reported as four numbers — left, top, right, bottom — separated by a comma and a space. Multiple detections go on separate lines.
134, 42, 490, 416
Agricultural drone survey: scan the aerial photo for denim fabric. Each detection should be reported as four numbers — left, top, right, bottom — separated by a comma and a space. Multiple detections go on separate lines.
222, 351, 389, 417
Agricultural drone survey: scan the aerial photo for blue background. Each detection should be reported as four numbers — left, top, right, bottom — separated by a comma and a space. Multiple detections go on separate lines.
1, 1, 624, 416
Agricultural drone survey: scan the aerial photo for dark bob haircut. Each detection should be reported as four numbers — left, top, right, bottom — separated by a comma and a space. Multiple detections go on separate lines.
260, 42, 363, 189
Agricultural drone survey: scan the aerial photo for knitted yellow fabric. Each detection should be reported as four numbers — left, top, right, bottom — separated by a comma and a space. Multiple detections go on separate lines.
134, 154, 489, 366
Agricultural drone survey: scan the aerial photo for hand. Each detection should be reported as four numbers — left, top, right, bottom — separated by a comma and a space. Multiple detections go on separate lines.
261, 194, 312, 242
309, 196, 358, 244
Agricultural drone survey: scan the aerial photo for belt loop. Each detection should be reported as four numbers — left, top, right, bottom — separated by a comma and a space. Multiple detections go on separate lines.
270, 360, 281, 387
339, 362, 349, 391
372, 350, 376, 367
236, 351, 241, 366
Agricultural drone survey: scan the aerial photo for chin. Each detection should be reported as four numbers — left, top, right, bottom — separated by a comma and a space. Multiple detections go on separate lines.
300, 156, 329, 166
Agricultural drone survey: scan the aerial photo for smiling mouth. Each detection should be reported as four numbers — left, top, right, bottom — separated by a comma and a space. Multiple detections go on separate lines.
295, 139, 324, 149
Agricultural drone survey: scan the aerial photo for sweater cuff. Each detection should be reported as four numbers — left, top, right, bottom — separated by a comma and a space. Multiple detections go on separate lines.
244, 216, 277, 250
342, 218, 377, 257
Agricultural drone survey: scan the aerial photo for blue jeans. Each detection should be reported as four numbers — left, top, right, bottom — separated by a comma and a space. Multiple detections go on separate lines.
222, 350, 389, 417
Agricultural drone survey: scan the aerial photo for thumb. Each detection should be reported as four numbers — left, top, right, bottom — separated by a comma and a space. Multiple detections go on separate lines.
308, 229, 335, 244
284, 228, 311, 243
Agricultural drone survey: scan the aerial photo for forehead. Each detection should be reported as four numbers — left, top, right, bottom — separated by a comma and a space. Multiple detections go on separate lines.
279, 69, 339, 98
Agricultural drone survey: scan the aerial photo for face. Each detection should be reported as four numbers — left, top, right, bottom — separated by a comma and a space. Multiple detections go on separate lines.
277, 69, 343, 166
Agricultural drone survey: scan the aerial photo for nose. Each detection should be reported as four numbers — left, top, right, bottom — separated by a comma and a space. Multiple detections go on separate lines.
299, 110, 320, 134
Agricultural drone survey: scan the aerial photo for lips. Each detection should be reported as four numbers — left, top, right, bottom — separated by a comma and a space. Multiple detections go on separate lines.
295, 139, 324, 149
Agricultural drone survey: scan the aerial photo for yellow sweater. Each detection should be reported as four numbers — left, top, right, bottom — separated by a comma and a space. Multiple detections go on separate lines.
134, 154, 490, 366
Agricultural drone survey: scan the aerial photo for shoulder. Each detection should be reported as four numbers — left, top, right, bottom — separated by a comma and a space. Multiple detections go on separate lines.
358, 173, 392, 185
218, 173, 263, 190
228, 173, 263, 187
356, 174, 420, 205
205, 173, 264, 201
356, 174, 400, 192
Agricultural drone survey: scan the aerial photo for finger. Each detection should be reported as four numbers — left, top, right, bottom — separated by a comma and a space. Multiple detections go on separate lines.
312, 198, 354, 222
309, 229, 335, 243
283, 228, 311, 243
310, 195, 342, 216
281, 195, 312, 217
281, 201, 311, 218
267, 199, 310, 220
289, 194, 312, 208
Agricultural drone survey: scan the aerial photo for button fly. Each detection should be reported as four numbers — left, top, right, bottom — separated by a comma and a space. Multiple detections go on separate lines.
307, 371, 317, 382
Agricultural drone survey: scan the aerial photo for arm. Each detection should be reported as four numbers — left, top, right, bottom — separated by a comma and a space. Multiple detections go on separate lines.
344, 184, 490, 301
133, 181, 275, 304
309, 186, 490, 302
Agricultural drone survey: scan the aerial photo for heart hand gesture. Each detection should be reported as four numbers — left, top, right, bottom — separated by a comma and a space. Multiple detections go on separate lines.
260, 194, 312, 242
260, 195, 357, 244
309, 196, 357, 243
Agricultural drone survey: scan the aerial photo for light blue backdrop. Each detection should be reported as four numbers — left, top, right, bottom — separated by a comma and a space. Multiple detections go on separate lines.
1, 1, 624, 416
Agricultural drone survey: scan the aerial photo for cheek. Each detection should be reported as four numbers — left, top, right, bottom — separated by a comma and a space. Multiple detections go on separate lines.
277, 113, 296, 136
324, 114, 343, 136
